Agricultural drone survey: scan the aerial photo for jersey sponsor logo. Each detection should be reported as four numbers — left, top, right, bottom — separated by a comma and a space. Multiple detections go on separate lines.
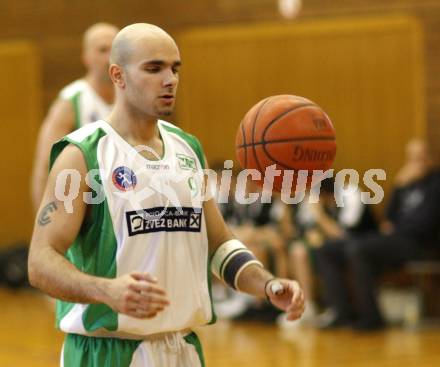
112, 166, 137, 191
126, 207, 202, 236
177, 154, 197, 171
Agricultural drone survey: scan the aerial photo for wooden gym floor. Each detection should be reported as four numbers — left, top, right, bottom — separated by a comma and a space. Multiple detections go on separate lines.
1, 289, 439, 367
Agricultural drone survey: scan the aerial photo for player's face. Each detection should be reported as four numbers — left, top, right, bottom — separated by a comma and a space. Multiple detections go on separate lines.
123, 38, 180, 118
406, 140, 431, 168
84, 31, 117, 82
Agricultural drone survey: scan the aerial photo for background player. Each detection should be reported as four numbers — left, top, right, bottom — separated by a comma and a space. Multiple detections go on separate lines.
31, 22, 119, 211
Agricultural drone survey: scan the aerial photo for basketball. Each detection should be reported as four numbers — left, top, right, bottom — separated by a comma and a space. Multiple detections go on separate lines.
235, 95, 337, 192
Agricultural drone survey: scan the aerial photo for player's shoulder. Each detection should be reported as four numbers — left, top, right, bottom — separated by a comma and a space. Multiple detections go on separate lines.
54, 142, 86, 164
49, 136, 88, 174
65, 120, 106, 144
50, 121, 107, 172
58, 79, 88, 100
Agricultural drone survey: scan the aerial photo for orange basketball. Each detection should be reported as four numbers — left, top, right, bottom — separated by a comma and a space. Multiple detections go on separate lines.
235, 95, 337, 192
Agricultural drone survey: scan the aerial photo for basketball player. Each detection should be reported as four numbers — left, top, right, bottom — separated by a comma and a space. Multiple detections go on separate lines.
28, 23, 304, 366
31, 22, 119, 212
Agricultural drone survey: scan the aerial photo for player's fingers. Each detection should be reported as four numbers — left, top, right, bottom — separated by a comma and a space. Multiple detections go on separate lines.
145, 311, 158, 319
131, 309, 155, 319
124, 291, 144, 303
287, 293, 304, 314
126, 289, 170, 305
138, 295, 170, 309
129, 281, 167, 296
124, 301, 140, 313
130, 272, 158, 283
293, 288, 305, 307
287, 290, 305, 313
299, 289, 305, 306
127, 306, 162, 319
286, 303, 305, 320
134, 302, 166, 314
139, 306, 164, 318
126, 307, 145, 319
125, 300, 163, 310
286, 310, 304, 321
289, 282, 302, 306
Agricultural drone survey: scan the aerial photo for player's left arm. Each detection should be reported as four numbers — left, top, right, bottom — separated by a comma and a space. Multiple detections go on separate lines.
202, 178, 304, 321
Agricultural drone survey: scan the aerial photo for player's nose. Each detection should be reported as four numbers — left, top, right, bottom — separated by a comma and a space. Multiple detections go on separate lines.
162, 68, 178, 89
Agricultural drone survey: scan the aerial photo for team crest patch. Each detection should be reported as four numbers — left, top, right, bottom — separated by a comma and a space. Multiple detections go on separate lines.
177, 154, 197, 171
112, 166, 137, 191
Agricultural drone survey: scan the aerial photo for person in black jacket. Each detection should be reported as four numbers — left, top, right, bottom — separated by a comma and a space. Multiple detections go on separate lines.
277, 177, 376, 329
315, 139, 440, 331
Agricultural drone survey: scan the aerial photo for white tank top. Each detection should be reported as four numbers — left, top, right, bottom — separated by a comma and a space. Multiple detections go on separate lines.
51, 120, 215, 338
59, 79, 113, 129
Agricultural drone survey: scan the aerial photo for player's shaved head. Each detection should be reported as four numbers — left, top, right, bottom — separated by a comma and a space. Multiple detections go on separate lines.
81, 23, 118, 80
110, 23, 178, 67
108, 23, 181, 117
83, 22, 119, 51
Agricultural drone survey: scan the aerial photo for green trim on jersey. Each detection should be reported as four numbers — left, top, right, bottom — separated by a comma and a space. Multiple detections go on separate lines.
70, 91, 81, 130
160, 124, 206, 169
160, 123, 217, 325
50, 128, 119, 332
184, 332, 205, 367
206, 263, 217, 325
63, 333, 142, 367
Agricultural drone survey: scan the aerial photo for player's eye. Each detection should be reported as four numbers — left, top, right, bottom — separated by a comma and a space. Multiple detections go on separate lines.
145, 66, 161, 73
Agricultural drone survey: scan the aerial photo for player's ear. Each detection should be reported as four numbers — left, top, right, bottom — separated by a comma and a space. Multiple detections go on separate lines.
109, 64, 125, 88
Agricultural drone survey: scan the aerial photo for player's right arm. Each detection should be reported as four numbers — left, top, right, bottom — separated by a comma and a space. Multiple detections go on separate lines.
30, 99, 75, 213
28, 145, 169, 319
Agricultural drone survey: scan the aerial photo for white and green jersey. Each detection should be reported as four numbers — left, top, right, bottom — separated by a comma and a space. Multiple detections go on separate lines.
59, 79, 113, 129
50, 120, 215, 338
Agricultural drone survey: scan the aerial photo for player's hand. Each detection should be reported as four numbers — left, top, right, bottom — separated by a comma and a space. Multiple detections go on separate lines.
265, 278, 304, 321
105, 272, 170, 319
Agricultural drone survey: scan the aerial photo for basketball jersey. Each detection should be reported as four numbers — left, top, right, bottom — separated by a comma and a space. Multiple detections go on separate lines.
59, 79, 113, 129
50, 120, 215, 338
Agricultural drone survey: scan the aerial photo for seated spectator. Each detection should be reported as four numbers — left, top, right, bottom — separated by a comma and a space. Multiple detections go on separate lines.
278, 177, 376, 328
232, 181, 287, 278
315, 139, 440, 331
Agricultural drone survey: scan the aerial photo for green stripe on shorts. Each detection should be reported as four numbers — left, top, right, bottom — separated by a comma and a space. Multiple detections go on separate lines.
183, 331, 205, 367
184, 332, 205, 367
63, 334, 142, 367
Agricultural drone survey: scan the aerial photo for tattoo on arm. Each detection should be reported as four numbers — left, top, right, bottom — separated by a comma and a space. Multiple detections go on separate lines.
38, 201, 58, 226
